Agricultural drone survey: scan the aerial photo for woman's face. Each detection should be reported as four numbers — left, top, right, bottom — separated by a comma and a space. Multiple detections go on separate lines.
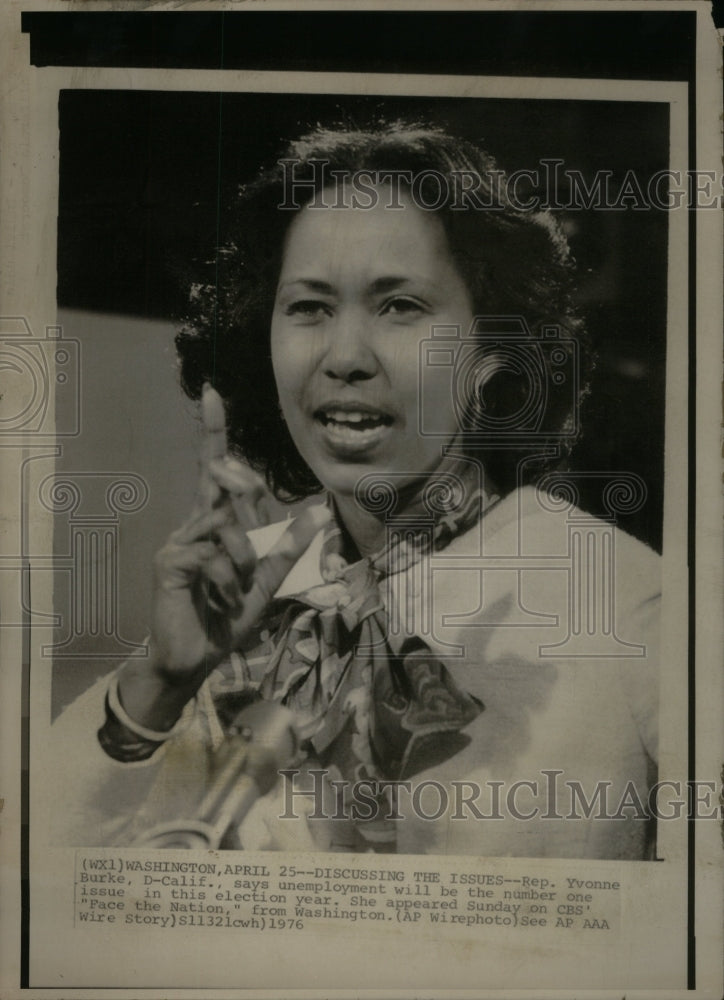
271, 186, 474, 499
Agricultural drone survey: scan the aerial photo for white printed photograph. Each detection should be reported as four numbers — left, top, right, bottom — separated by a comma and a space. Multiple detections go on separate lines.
0, 3, 721, 997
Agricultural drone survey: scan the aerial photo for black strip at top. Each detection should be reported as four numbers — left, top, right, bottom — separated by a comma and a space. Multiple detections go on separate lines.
21, 10, 695, 80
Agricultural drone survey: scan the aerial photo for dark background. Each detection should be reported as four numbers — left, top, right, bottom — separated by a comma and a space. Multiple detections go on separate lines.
50, 90, 672, 716
57, 89, 670, 551
22, 9, 697, 78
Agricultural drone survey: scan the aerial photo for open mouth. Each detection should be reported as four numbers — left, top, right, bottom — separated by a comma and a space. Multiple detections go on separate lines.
314, 406, 394, 451
316, 408, 393, 431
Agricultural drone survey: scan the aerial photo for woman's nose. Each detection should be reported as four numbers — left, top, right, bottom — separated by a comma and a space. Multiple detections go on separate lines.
322, 309, 378, 383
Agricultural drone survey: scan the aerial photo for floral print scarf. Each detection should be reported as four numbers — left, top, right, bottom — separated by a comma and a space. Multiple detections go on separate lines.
209, 459, 498, 850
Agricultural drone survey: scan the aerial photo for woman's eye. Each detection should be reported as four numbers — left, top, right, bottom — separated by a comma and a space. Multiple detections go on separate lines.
284, 300, 332, 322
380, 297, 427, 319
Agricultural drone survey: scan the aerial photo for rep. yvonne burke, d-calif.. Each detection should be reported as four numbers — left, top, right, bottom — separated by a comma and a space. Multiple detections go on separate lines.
46, 122, 660, 858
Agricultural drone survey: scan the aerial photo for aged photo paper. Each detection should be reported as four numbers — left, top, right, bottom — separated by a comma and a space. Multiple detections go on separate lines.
0, 2, 722, 997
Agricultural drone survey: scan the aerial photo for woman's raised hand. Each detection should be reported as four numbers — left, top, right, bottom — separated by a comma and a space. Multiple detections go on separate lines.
117, 384, 330, 732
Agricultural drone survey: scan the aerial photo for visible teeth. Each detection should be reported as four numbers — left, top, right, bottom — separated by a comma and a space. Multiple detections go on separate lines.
315, 407, 392, 448
324, 409, 382, 423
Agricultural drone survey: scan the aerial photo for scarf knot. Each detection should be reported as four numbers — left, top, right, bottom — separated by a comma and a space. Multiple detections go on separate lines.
210, 461, 498, 849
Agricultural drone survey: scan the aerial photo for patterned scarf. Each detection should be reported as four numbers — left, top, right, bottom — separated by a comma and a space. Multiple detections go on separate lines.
209, 456, 498, 850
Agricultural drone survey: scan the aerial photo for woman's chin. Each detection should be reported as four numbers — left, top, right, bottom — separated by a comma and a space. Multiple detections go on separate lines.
313, 458, 436, 506
295, 426, 451, 503
314, 462, 387, 501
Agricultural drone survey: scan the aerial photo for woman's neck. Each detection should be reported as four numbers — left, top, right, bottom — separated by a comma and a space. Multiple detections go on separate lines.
331, 492, 388, 559
329, 450, 494, 560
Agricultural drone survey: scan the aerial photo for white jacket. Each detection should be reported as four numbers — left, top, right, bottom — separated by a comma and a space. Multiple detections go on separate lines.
45, 486, 660, 858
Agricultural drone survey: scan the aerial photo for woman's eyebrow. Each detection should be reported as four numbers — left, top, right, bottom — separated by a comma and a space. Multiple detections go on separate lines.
277, 278, 336, 294
368, 276, 412, 295
277, 275, 440, 297
367, 275, 443, 296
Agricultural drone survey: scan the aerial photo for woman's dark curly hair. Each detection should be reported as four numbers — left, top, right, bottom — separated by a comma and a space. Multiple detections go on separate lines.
176, 120, 591, 500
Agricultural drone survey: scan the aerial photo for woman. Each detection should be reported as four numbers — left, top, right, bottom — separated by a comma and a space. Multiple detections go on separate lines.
49, 122, 660, 857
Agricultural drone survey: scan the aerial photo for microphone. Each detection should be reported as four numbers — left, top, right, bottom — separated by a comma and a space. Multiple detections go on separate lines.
133, 700, 297, 850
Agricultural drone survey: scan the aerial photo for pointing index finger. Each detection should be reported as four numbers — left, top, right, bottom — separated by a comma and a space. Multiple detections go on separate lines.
202, 382, 228, 461
199, 382, 228, 510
